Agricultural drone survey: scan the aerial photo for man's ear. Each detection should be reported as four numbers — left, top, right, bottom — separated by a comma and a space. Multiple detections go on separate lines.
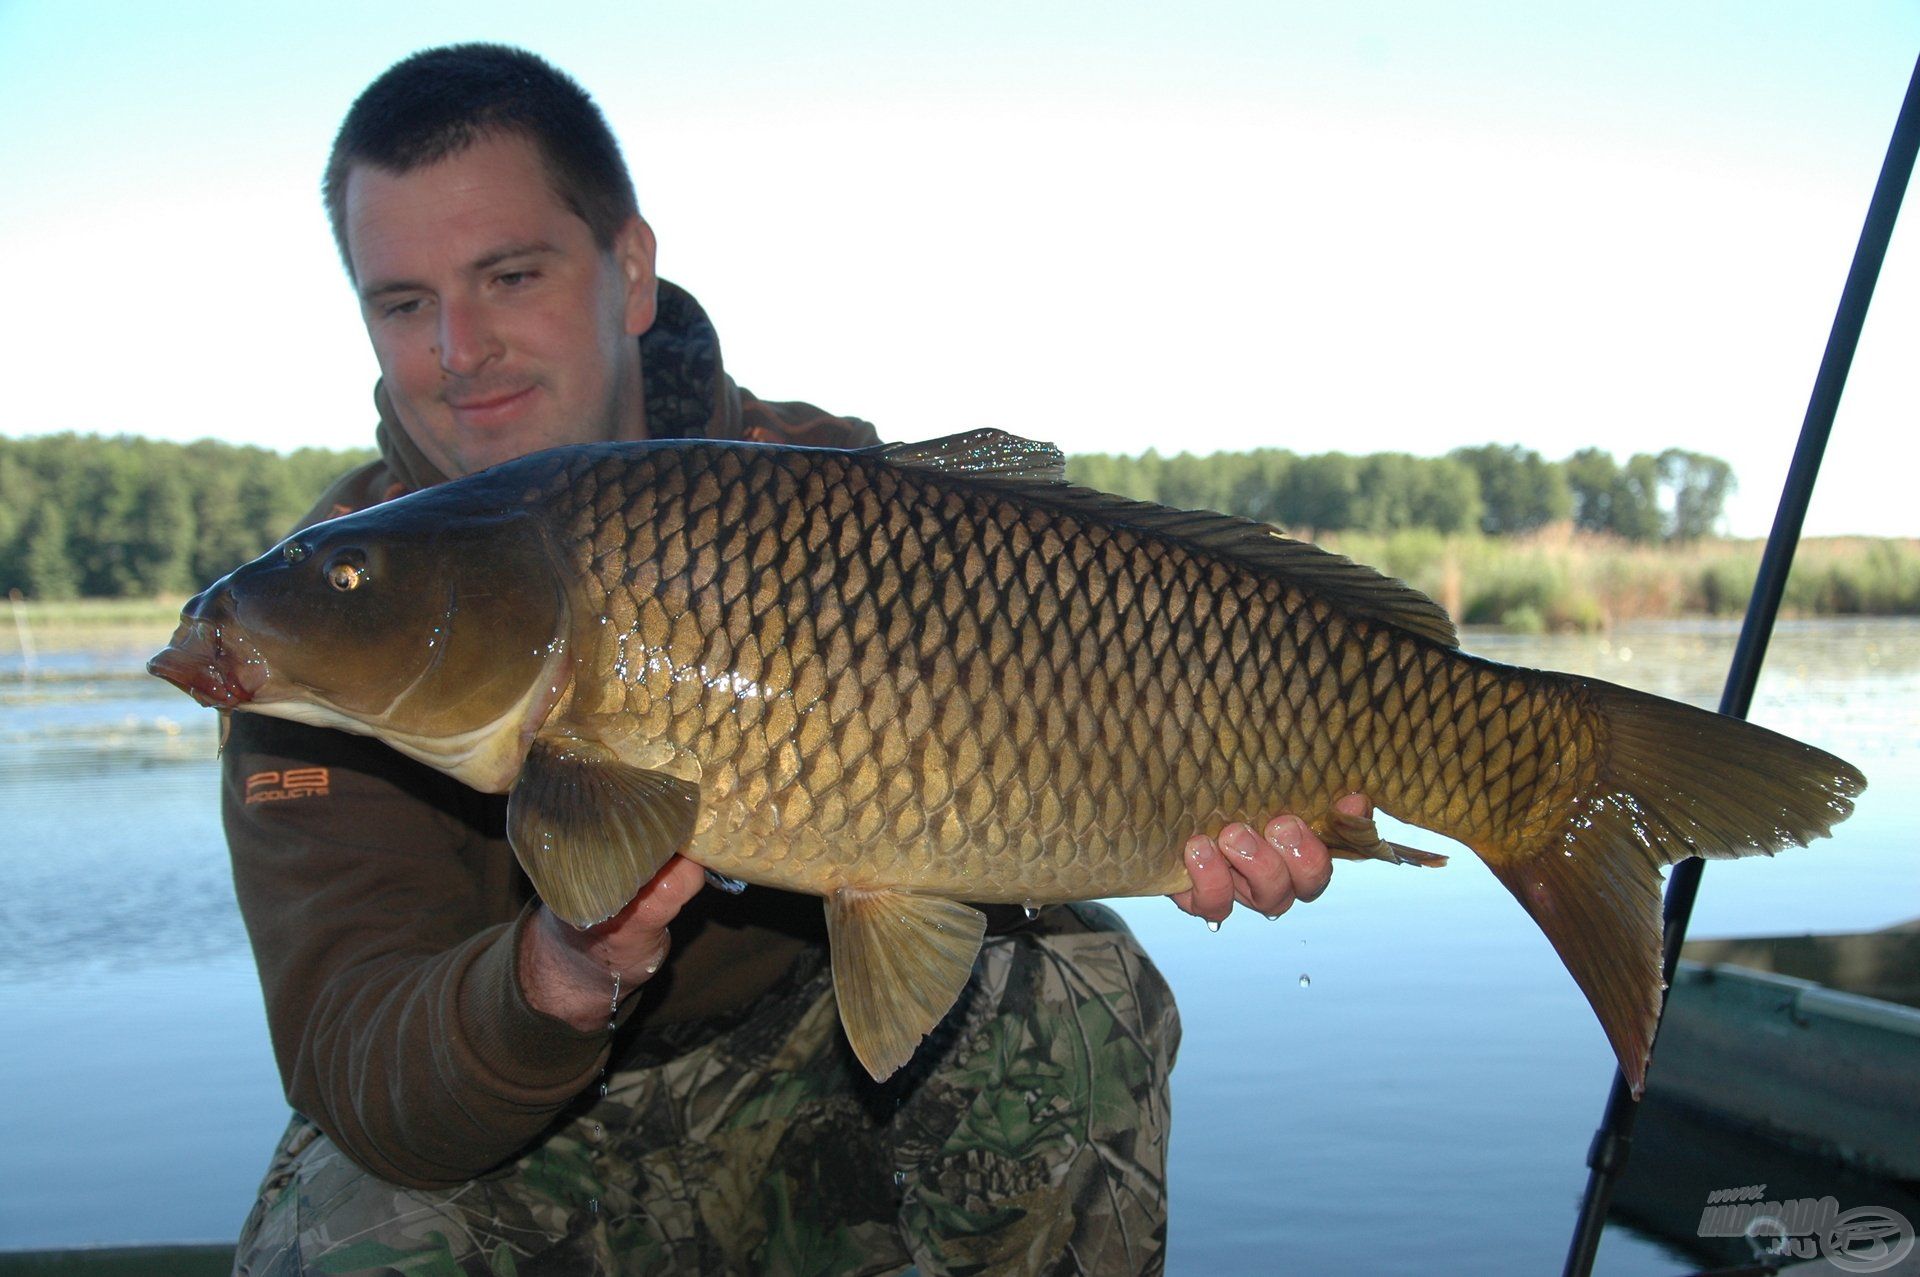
614, 216, 659, 337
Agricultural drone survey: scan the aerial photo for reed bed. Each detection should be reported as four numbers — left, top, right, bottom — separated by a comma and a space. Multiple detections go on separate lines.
1314, 531, 1920, 632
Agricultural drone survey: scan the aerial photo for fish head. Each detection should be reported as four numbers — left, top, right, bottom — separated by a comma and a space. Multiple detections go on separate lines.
149, 495, 572, 792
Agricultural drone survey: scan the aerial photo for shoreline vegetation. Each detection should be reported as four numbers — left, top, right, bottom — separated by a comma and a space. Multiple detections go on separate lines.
8, 530, 1914, 644
2, 433, 1913, 634
1317, 527, 1920, 633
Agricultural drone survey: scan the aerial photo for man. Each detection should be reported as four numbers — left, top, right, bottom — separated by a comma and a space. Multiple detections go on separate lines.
229, 43, 1354, 1275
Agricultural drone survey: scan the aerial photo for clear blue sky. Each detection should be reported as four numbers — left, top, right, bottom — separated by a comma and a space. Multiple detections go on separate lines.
2, 1, 1916, 535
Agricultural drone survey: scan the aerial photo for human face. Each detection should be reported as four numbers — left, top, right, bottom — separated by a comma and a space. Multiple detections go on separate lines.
343, 132, 657, 478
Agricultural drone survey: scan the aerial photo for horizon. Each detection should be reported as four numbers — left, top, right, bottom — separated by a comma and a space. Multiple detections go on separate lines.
2, 2, 1915, 538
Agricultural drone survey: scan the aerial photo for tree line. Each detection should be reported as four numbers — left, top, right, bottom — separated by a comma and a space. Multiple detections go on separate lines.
1, 434, 373, 600
0, 432, 1735, 600
1066, 444, 1735, 542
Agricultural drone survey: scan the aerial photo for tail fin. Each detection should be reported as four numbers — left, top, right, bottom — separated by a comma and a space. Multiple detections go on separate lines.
1485, 680, 1864, 1095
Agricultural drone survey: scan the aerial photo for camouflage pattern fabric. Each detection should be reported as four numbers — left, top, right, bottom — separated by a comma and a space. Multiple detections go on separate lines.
233, 903, 1179, 1276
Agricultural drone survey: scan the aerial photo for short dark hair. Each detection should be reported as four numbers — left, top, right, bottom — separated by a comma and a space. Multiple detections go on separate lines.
323, 44, 640, 276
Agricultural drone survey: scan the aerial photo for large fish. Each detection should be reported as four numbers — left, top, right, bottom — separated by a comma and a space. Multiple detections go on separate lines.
149, 431, 1864, 1088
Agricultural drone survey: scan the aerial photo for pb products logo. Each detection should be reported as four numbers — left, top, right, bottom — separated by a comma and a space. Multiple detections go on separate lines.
1698, 1185, 1914, 1273
245, 768, 331, 803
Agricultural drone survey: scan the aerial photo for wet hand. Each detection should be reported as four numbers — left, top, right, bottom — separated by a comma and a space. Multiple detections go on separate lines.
519, 854, 707, 1031
1170, 794, 1360, 925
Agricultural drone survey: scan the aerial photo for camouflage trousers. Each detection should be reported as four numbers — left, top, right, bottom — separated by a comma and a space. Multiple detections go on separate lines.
233, 903, 1180, 1276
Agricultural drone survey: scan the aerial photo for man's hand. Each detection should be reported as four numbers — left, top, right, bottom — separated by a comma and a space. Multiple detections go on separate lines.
518, 855, 707, 1031
1170, 794, 1366, 925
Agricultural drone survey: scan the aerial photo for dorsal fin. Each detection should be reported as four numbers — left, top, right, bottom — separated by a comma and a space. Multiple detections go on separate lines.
872, 430, 1459, 648
871, 429, 1066, 483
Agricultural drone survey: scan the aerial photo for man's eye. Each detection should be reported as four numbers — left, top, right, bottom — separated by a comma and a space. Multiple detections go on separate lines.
496, 270, 537, 288
382, 297, 426, 319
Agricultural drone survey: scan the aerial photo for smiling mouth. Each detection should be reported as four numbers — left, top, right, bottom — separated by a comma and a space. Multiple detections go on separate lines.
447, 386, 535, 414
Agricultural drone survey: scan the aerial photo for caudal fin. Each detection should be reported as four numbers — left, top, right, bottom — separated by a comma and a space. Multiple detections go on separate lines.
1485, 680, 1864, 1095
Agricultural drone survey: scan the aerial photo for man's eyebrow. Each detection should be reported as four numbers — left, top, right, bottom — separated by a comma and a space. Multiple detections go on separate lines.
359, 277, 425, 304
472, 241, 559, 272
357, 242, 560, 303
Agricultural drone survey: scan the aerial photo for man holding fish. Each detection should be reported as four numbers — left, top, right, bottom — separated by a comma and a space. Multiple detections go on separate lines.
222, 44, 1348, 1275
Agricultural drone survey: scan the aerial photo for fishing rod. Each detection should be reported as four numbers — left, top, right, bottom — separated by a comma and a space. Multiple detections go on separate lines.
1561, 47, 1920, 1277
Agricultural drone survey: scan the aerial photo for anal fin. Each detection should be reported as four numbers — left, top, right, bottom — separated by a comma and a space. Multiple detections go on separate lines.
1324, 805, 1450, 867
825, 888, 988, 1081
506, 735, 701, 927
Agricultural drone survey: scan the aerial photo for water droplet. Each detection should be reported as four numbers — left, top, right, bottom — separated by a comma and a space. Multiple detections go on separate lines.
893, 1170, 907, 1187
1022, 902, 1039, 921
588, 1197, 600, 1215
599, 1081, 609, 1098
1298, 974, 1312, 988
1205, 919, 1221, 933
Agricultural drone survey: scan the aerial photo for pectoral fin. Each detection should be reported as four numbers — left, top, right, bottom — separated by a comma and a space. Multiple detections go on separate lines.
506, 735, 701, 927
1323, 805, 1450, 868
824, 888, 988, 1081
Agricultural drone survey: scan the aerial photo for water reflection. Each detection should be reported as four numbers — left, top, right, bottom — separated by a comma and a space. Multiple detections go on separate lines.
0, 636, 231, 979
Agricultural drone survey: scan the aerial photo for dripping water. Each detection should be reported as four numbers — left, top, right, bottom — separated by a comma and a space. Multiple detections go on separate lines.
587, 968, 623, 1221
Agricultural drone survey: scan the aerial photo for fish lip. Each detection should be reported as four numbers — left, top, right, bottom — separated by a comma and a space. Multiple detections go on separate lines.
147, 618, 267, 709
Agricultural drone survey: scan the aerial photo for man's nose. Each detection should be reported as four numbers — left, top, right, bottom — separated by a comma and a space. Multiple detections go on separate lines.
437, 298, 502, 377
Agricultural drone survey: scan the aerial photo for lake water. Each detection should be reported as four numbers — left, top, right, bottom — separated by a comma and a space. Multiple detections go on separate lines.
1, 616, 1914, 1272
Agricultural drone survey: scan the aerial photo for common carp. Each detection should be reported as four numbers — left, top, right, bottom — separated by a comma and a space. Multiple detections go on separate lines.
149, 430, 1864, 1089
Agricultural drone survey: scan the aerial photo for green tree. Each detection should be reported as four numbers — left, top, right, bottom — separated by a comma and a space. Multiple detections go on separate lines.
0, 449, 36, 591
124, 465, 196, 595
19, 502, 78, 599
1449, 444, 1571, 536
1277, 452, 1359, 533
1610, 453, 1664, 541
1225, 449, 1296, 526
0, 432, 374, 599
1657, 448, 1736, 541
1407, 455, 1482, 535
1564, 447, 1619, 534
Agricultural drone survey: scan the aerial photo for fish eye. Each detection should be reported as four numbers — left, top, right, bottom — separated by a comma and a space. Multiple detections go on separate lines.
283, 541, 311, 564
325, 550, 368, 592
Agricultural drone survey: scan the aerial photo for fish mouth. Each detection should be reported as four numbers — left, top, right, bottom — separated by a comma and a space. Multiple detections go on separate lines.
147, 616, 268, 709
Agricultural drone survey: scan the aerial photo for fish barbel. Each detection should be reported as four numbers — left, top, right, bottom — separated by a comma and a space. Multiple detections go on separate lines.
148, 430, 1864, 1087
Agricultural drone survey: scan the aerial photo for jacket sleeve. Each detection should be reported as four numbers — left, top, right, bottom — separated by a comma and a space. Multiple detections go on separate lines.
223, 713, 631, 1187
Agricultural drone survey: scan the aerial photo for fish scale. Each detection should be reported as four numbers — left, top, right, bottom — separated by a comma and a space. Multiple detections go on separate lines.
547, 443, 1573, 901
150, 428, 1864, 1086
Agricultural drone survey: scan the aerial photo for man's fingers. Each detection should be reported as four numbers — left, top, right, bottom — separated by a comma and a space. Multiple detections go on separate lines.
612, 855, 706, 929
1333, 792, 1373, 819
1178, 835, 1235, 924
1266, 813, 1335, 903
1219, 822, 1298, 916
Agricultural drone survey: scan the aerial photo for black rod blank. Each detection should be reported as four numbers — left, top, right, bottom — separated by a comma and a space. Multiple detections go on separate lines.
1561, 47, 1920, 1277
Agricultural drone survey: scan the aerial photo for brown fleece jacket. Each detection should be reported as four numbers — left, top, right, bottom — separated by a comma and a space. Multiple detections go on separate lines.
222, 282, 878, 1187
